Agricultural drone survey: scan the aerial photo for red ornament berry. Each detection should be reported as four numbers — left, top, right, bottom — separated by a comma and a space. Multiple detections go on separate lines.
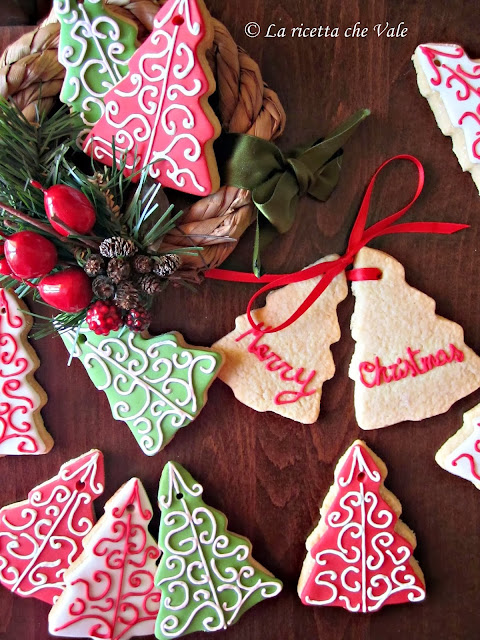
4, 231, 58, 278
86, 301, 123, 336
0, 258, 11, 275
31, 181, 96, 237
38, 268, 92, 313
125, 305, 152, 332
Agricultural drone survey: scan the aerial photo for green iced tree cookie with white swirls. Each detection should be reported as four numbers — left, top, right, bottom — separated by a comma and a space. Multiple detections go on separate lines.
55, 0, 138, 125
60, 327, 223, 455
155, 461, 283, 638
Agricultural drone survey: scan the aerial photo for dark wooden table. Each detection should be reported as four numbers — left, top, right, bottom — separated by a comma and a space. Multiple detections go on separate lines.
1, 1, 480, 639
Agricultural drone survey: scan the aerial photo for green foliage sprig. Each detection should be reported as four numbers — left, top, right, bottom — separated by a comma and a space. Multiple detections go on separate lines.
0, 98, 198, 337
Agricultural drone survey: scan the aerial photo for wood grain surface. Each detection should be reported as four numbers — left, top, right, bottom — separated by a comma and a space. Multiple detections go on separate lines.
0, 1, 480, 639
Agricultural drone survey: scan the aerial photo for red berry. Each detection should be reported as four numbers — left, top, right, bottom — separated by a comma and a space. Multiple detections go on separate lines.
86, 301, 123, 335
0, 241, 4, 257
0, 259, 11, 276
38, 268, 92, 312
4, 231, 57, 278
125, 305, 152, 332
31, 181, 96, 237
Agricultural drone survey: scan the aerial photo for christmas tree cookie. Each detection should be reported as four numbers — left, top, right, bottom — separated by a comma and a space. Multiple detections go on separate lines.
298, 440, 426, 612
55, 0, 138, 126
0, 288, 52, 455
436, 402, 480, 489
412, 44, 480, 194
83, 0, 221, 195
0, 450, 104, 603
49, 477, 161, 640
349, 247, 480, 430
60, 327, 223, 455
155, 462, 282, 638
212, 256, 348, 423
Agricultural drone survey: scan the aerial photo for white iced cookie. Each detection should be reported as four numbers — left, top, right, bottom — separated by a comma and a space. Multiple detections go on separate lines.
48, 477, 161, 640
0, 288, 52, 455
436, 403, 480, 489
349, 247, 480, 430
412, 43, 480, 193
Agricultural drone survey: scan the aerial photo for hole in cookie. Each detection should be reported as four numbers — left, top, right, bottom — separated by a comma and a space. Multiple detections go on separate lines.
176, 492, 184, 500
76, 481, 86, 491
172, 16, 185, 26
434, 58, 441, 67
126, 504, 135, 512
357, 472, 365, 482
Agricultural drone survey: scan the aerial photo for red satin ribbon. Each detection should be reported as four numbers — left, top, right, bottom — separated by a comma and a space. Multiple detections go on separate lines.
205, 155, 469, 334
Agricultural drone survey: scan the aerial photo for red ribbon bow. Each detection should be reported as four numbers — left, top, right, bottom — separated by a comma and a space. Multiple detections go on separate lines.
205, 155, 468, 334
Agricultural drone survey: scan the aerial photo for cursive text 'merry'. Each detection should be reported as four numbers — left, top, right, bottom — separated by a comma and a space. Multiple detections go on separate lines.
235, 325, 317, 405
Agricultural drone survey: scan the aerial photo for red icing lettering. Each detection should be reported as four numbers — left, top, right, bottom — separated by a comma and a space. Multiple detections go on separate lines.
235, 325, 317, 404
359, 343, 465, 388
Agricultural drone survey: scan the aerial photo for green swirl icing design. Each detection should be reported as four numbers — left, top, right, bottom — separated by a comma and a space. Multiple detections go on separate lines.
55, 0, 138, 125
155, 462, 283, 638
60, 328, 222, 455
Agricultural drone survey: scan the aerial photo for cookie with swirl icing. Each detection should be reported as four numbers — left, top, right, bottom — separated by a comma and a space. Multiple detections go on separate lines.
436, 402, 480, 489
0, 288, 52, 456
60, 327, 223, 455
413, 43, 480, 193
83, 0, 221, 195
56, 0, 139, 126
298, 440, 426, 612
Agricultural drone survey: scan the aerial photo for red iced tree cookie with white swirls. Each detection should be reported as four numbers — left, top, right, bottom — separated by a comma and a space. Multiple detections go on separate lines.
412, 43, 480, 194
83, 0, 220, 196
436, 402, 480, 489
349, 247, 480, 430
48, 477, 161, 640
0, 287, 52, 455
212, 256, 348, 423
0, 449, 104, 603
298, 440, 426, 612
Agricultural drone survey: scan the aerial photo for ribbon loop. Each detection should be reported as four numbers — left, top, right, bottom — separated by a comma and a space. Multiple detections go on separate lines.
206, 155, 469, 334
218, 108, 371, 235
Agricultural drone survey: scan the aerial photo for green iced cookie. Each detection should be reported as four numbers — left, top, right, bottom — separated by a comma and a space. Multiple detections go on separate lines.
155, 461, 283, 638
60, 327, 222, 455
55, 0, 138, 125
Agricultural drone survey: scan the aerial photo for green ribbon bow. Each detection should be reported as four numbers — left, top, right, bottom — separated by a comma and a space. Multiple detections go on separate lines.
218, 108, 370, 274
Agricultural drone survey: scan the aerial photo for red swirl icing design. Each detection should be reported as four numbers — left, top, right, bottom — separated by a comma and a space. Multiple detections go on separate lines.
49, 478, 160, 640
0, 289, 48, 454
300, 443, 425, 612
419, 44, 480, 161
0, 450, 105, 604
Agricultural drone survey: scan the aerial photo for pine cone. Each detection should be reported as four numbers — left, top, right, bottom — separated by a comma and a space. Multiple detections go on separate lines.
115, 281, 140, 310
92, 275, 116, 300
137, 274, 164, 295
152, 254, 182, 278
107, 257, 131, 283
99, 236, 137, 258
132, 254, 154, 274
84, 254, 105, 277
